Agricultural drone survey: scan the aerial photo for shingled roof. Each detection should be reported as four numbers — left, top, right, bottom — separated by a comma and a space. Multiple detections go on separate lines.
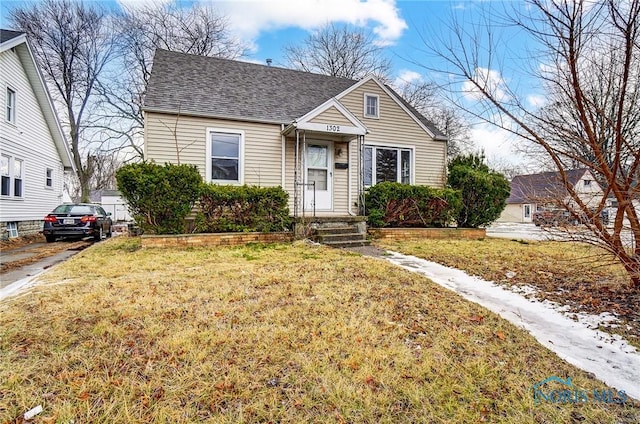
144, 49, 445, 138
506, 169, 592, 204
0, 29, 24, 45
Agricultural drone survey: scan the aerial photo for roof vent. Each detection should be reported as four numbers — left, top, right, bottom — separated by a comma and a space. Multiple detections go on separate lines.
266, 58, 272, 66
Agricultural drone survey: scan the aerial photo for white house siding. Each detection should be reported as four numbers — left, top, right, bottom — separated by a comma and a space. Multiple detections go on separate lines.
497, 204, 529, 223
338, 80, 447, 188
0, 46, 65, 229
144, 112, 282, 187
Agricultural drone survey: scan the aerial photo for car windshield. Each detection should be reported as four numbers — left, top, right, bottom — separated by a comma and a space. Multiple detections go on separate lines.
52, 205, 94, 215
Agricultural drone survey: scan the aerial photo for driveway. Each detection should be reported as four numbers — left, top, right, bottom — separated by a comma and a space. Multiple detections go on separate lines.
0, 239, 91, 299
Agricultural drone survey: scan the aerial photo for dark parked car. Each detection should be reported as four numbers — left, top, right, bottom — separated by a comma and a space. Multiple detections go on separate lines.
43, 203, 112, 242
533, 208, 579, 227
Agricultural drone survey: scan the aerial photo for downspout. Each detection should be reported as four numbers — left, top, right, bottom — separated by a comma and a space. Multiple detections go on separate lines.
281, 124, 286, 188
294, 129, 299, 218
347, 137, 355, 216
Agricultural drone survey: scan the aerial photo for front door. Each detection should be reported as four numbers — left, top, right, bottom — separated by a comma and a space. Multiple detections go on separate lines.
523, 204, 532, 222
304, 142, 333, 211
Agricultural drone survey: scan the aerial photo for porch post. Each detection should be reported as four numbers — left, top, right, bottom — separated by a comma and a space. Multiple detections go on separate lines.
294, 129, 299, 218
359, 135, 366, 215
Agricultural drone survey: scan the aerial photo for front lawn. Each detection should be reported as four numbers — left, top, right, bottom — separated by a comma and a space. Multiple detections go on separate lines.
1, 238, 638, 423
377, 238, 639, 349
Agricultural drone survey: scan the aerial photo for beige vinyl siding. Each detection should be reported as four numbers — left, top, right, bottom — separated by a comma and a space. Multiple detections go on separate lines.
309, 106, 354, 126
0, 46, 66, 222
339, 80, 446, 188
145, 113, 282, 187
497, 204, 526, 223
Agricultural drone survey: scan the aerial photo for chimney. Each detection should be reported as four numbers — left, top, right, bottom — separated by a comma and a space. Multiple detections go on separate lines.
266, 58, 272, 67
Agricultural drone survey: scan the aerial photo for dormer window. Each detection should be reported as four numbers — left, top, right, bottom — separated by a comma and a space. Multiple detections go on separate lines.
584, 179, 592, 186
364, 93, 379, 118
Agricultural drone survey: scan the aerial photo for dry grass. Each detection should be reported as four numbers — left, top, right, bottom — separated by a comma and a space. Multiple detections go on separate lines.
376, 238, 640, 348
1, 237, 638, 423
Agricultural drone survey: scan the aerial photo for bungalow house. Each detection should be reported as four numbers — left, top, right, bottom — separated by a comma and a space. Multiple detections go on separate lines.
143, 50, 448, 235
0, 29, 75, 239
497, 169, 604, 223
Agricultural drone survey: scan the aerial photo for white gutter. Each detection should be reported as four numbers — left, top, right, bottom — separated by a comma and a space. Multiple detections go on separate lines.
281, 124, 286, 188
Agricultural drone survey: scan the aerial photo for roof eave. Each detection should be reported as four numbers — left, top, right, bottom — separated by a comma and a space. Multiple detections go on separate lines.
143, 107, 288, 126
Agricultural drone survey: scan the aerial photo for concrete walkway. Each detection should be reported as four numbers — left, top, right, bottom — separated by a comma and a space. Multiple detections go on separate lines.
383, 251, 640, 401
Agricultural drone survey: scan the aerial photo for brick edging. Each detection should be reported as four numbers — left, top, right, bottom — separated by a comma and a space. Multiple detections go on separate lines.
368, 227, 486, 241
141, 232, 294, 248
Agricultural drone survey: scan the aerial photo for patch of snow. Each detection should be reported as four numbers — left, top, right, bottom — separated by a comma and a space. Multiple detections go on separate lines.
384, 251, 640, 401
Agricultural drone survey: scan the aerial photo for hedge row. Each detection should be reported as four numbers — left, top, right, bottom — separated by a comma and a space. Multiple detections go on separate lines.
365, 182, 462, 228
116, 163, 291, 235
196, 184, 291, 233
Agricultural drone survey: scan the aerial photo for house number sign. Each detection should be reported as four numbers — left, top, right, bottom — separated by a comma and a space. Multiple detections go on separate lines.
326, 124, 341, 132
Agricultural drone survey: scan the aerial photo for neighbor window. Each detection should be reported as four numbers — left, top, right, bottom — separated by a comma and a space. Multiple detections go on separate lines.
13, 159, 22, 197
364, 145, 412, 186
207, 129, 243, 183
364, 94, 379, 118
46, 168, 53, 188
1, 155, 9, 196
6, 87, 15, 123
1, 155, 24, 197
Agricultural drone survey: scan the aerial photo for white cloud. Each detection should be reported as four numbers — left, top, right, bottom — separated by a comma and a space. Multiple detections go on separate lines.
393, 69, 422, 89
212, 0, 407, 46
470, 123, 526, 167
462, 67, 510, 102
527, 94, 546, 108
117, 0, 173, 10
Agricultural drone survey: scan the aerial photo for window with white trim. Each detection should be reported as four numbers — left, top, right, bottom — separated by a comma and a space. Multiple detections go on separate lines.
1, 155, 24, 197
6, 222, 18, 238
207, 129, 243, 183
6, 87, 16, 123
46, 168, 53, 188
13, 159, 22, 197
364, 146, 412, 186
1, 155, 9, 196
364, 94, 379, 118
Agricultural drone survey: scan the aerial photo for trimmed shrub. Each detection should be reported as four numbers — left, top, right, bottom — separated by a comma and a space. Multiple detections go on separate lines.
447, 153, 510, 228
196, 184, 291, 233
365, 182, 462, 228
116, 162, 202, 234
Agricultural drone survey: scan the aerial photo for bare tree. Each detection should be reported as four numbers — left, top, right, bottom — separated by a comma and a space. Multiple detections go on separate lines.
96, 3, 246, 160
421, 0, 640, 287
397, 80, 473, 157
284, 23, 392, 80
10, 0, 116, 202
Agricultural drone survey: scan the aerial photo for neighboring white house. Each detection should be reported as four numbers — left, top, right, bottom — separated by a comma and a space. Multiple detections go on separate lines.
0, 29, 75, 239
498, 169, 604, 223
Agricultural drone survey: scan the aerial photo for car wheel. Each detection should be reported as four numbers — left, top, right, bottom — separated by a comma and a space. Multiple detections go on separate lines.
94, 227, 103, 241
45, 235, 56, 243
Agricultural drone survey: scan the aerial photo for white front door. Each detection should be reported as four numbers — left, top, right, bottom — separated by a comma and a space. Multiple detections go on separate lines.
304, 142, 333, 211
523, 204, 532, 222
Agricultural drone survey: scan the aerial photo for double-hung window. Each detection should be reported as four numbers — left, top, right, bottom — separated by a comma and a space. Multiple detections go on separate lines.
207, 129, 243, 183
1, 155, 23, 197
1, 155, 10, 196
364, 145, 412, 186
6, 87, 16, 123
46, 168, 53, 188
364, 94, 379, 118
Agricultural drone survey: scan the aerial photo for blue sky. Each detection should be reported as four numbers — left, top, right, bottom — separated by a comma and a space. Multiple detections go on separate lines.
1, 0, 538, 168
